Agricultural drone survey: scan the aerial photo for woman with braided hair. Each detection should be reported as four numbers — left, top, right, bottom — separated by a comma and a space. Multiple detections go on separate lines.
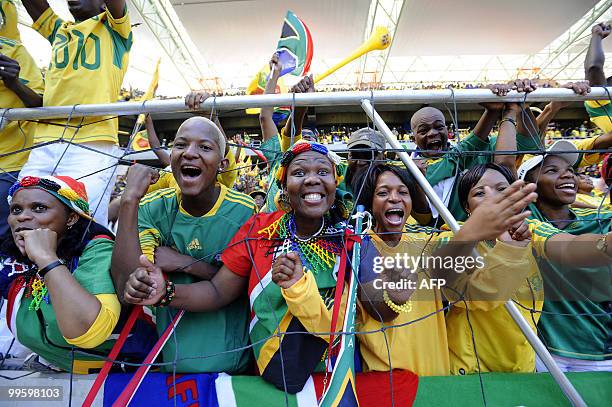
0, 175, 154, 373
123, 140, 357, 393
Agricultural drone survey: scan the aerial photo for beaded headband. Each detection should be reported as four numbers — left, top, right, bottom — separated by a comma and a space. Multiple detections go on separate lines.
275, 140, 342, 188
7, 176, 93, 220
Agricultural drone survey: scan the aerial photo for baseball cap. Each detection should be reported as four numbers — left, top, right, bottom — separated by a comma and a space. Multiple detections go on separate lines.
347, 128, 386, 151
517, 140, 580, 180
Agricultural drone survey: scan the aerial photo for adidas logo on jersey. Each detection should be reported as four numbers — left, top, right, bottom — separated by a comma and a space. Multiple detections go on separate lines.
187, 238, 202, 251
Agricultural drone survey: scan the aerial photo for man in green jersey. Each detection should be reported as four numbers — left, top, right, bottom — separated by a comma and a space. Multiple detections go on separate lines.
112, 117, 256, 373
411, 81, 539, 222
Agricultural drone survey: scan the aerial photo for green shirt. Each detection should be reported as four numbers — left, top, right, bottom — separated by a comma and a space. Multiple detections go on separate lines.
14, 238, 117, 372
425, 132, 542, 222
138, 185, 257, 373
584, 100, 612, 133
527, 205, 612, 360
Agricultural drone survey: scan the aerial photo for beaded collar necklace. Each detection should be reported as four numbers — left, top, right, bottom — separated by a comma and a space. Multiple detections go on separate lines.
259, 213, 343, 275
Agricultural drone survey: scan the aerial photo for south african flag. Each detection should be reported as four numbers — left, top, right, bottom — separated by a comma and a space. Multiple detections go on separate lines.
276, 10, 314, 77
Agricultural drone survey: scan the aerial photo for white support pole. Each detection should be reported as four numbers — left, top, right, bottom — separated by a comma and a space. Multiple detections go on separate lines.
2, 87, 612, 122
360, 99, 587, 407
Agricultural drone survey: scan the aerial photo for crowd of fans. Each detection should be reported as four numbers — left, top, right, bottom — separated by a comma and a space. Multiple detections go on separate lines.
1, 0, 612, 402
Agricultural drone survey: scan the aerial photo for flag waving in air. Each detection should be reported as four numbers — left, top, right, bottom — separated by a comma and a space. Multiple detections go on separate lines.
276, 10, 314, 77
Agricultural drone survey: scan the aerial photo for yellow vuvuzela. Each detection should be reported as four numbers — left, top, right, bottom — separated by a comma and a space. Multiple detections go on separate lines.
314, 26, 392, 84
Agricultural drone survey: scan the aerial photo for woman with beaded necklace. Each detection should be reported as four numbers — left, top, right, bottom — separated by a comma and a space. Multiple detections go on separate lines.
123, 140, 356, 393
0, 175, 154, 373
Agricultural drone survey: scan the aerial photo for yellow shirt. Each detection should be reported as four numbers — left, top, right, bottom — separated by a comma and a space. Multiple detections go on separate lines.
571, 136, 606, 167
0, 37, 44, 172
584, 100, 612, 133
0, 0, 20, 41
573, 192, 612, 210
32, 7, 132, 145
357, 227, 450, 376
445, 239, 542, 374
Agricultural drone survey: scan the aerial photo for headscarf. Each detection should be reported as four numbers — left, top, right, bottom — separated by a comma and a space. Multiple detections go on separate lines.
8, 176, 93, 220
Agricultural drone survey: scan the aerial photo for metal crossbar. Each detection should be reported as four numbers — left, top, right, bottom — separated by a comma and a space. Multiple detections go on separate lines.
2, 87, 612, 123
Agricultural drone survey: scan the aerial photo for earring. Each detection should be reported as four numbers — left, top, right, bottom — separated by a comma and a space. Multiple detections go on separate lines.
276, 190, 291, 213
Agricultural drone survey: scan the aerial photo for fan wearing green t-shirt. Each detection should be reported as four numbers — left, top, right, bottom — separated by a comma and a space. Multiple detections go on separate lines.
518, 140, 612, 371
112, 117, 257, 373
411, 82, 540, 222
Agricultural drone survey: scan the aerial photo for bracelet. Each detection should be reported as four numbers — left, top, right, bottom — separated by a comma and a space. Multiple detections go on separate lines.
499, 117, 517, 127
154, 279, 176, 307
383, 290, 412, 314
37, 259, 66, 279
595, 232, 612, 258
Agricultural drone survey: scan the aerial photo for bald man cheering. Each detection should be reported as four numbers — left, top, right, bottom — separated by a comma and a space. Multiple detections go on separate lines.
111, 116, 257, 374
411, 81, 541, 222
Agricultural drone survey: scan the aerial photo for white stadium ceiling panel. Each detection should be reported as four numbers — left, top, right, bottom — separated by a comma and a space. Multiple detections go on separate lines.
391, 0, 599, 57
170, 0, 370, 87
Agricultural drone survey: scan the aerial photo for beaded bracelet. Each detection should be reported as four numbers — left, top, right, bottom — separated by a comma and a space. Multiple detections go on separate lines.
155, 279, 176, 307
383, 290, 412, 314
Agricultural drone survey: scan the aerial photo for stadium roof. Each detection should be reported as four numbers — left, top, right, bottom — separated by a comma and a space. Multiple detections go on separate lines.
17, 0, 612, 97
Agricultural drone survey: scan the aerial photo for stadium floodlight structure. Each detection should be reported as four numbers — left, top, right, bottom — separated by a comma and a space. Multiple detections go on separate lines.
521, 0, 612, 81
358, 0, 406, 87
2, 87, 603, 406
129, 0, 217, 91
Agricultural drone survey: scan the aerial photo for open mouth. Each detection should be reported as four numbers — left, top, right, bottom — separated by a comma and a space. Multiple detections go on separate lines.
384, 208, 405, 226
556, 182, 576, 192
427, 140, 443, 151
180, 165, 203, 179
302, 192, 325, 203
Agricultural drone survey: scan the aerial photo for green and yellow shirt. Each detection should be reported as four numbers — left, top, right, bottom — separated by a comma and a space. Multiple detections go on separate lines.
138, 184, 257, 373
527, 205, 612, 361
32, 7, 132, 144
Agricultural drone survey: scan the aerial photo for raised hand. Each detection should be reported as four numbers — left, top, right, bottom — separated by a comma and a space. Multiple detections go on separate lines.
562, 80, 591, 96
0, 54, 21, 90
592, 22, 611, 39
272, 252, 304, 289
462, 180, 538, 242
185, 90, 211, 110
290, 74, 315, 94
486, 83, 513, 97
481, 83, 513, 111
498, 219, 532, 247
510, 78, 537, 93
124, 255, 165, 305
269, 52, 282, 76
123, 164, 159, 202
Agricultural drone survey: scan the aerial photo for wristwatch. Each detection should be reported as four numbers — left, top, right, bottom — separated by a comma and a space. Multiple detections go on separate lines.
595, 233, 611, 258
